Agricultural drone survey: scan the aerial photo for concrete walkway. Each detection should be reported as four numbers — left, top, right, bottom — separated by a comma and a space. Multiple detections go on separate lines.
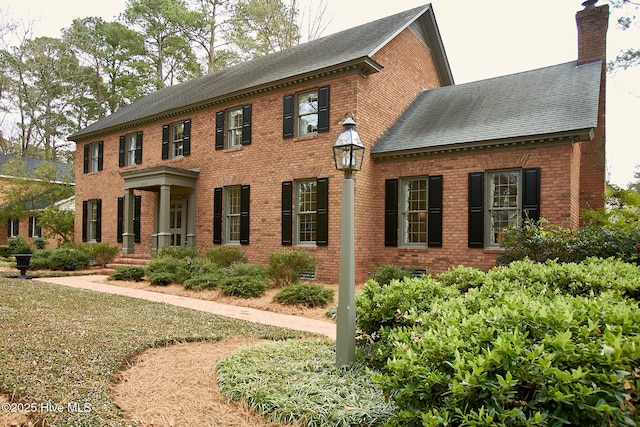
34, 275, 336, 339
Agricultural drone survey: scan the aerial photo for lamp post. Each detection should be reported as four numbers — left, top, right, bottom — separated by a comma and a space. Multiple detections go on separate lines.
332, 114, 365, 367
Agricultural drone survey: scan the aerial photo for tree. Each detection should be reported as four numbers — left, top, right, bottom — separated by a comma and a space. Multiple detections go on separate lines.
609, 0, 640, 70
38, 206, 75, 245
229, 0, 300, 59
123, 0, 203, 88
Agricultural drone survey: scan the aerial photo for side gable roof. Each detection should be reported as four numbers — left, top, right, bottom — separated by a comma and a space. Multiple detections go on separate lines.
0, 154, 74, 184
371, 60, 602, 158
69, 3, 452, 141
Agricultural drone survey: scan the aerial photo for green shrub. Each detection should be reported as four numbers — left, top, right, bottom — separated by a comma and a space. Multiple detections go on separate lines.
355, 276, 460, 346
8, 236, 33, 254
83, 243, 118, 267
29, 247, 91, 271
0, 245, 11, 258
218, 263, 269, 298
145, 257, 190, 285
374, 282, 640, 426
268, 249, 317, 287
31, 236, 48, 250
153, 246, 200, 260
205, 247, 247, 267
182, 273, 222, 290
274, 283, 334, 307
108, 266, 145, 282
369, 264, 412, 286
436, 265, 487, 292
147, 272, 175, 286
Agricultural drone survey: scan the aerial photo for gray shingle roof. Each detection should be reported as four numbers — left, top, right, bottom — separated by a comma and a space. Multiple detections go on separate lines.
70, 3, 450, 140
0, 154, 74, 183
371, 60, 602, 157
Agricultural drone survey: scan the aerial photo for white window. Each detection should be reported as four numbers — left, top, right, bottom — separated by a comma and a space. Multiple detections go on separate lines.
7, 218, 19, 237
487, 170, 521, 246
89, 142, 100, 172
171, 122, 185, 158
296, 180, 317, 244
225, 186, 241, 243
87, 200, 99, 242
401, 177, 428, 245
126, 133, 136, 166
297, 90, 318, 137
227, 108, 243, 148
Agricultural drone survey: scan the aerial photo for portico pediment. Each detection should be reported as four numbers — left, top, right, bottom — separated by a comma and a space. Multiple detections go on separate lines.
120, 166, 199, 190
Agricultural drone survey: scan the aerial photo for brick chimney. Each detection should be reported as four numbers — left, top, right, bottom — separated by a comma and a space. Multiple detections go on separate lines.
576, 1, 609, 215
576, 0, 609, 65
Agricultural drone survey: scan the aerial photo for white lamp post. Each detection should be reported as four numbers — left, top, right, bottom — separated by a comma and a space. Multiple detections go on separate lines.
332, 114, 364, 367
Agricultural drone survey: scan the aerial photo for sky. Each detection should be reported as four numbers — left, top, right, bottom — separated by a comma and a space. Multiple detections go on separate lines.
3, 0, 639, 187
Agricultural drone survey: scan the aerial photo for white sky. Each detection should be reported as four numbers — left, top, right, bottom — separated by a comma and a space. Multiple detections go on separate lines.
3, 0, 639, 187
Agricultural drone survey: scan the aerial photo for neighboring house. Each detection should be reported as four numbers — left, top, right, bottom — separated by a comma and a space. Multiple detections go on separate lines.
0, 154, 75, 245
68, 3, 608, 283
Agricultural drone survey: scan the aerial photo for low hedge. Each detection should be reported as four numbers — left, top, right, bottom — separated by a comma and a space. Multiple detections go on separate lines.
273, 283, 334, 308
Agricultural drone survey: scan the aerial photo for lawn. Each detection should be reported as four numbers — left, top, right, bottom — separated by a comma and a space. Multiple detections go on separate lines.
0, 277, 305, 426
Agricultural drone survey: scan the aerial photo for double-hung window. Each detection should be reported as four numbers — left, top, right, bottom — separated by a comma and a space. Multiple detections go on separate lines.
467, 168, 540, 248
283, 86, 329, 139
487, 170, 521, 246
401, 177, 428, 245
215, 105, 252, 149
213, 185, 250, 245
225, 186, 242, 243
28, 216, 41, 238
83, 141, 103, 173
119, 132, 142, 167
384, 176, 443, 248
82, 199, 102, 243
281, 178, 328, 246
162, 119, 191, 159
296, 180, 317, 244
7, 218, 19, 238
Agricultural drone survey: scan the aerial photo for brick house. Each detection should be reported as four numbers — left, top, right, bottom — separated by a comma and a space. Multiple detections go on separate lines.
0, 154, 75, 246
69, 2, 608, 283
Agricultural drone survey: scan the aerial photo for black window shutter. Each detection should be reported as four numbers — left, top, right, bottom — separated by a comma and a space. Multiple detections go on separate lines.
134, 195, 141, 243
316, 177, 329, 246
119, 136, 126, 167
213, 187, 222, 244
162, 125, 170, 159
215, 111, 225, 150
117, 197, 124, 243
242, 105, 252, 146
135, 131, 143, 164
6, 220, 10, 238
522, 168, 541, 223
283, 94, 294, 139
28, 216, 34, 238
468, 172, 485, 248
15, 219, 19, 236
428, 175, 443, 247
385, 179, 398, 247
83, 144, 89, 173
97, 142, 104, 171
240, 185, 250, 245
82, 201, 88, 242
281, 181, 293, 245
182, 120, 191, 156
318, 86, 330, 133
95, 199, 102, 242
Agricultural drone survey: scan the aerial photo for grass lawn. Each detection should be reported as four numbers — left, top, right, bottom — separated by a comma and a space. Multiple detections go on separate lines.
0, 277, 306, 426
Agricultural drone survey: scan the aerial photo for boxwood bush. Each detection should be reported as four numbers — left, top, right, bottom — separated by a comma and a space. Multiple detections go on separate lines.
29, 247, 91, 271
273, 283, 334, 308
108, 266, 145, 282
205, 247, 247, 267
145, 257, 190, 286
218, 263, 269, 298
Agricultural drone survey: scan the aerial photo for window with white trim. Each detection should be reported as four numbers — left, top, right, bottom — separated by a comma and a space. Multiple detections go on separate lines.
89, 142, 100, 172
87, 200, 99, 242
487, 170, 521, 246
400, 177, 428, 245
125, 133, 136, 166
226, 108, 243, 148
225, 186, 241, 243
296, 180, 317, 244
171, 122, 185, 158
297, 90, 318, 137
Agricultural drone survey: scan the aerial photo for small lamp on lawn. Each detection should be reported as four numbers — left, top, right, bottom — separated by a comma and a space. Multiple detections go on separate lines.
332, 113, 364, 367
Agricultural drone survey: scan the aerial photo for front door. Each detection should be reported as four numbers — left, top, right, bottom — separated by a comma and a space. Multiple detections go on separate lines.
169, 200, 186, 247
